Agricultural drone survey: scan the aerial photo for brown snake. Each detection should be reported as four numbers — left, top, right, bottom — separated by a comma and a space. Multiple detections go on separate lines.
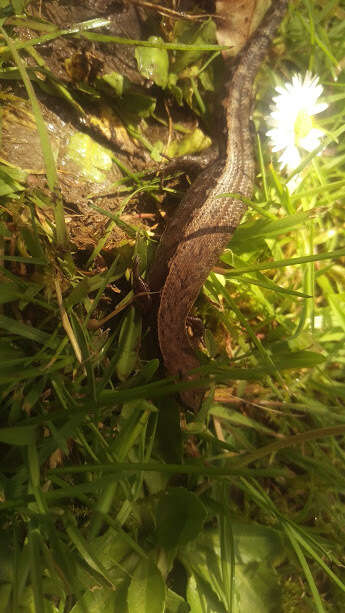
149, 0, 289, 410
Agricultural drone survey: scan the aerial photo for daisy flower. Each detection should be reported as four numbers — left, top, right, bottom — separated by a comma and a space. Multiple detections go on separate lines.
267, 72, 328, 186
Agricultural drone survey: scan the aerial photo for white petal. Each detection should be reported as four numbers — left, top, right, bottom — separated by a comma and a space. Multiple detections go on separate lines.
267, 72, 328, 172
278, 145, 301, 171
287, 173, 302, 193
311, 102, 328, 114
299, 128, 323, 152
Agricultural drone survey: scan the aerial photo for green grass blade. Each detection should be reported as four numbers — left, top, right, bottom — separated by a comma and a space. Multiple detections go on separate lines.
1, 27, 57, 190
283, 523, 325, 613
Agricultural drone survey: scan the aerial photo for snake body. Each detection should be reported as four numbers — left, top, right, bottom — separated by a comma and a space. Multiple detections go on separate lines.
149, 0, 288, 409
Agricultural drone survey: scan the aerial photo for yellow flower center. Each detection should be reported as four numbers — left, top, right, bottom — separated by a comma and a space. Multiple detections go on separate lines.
294, 109, 313, 146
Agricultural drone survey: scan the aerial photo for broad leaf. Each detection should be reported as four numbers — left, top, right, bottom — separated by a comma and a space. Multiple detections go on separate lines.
127, 558, 166, 613
135, 36, 169, 88
156, 487, 207, 550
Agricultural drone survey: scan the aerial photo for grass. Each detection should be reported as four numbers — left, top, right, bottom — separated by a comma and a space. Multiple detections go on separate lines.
0, 0, 345, 611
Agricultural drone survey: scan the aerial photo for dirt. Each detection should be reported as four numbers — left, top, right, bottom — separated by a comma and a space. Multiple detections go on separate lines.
0, 1, 157, 252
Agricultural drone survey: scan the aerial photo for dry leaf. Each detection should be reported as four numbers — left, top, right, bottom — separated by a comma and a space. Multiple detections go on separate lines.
215, 0, 271, 56
49, 448, 64, 469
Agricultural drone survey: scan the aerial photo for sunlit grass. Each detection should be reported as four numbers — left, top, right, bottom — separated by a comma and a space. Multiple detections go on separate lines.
0, 1, 345, 612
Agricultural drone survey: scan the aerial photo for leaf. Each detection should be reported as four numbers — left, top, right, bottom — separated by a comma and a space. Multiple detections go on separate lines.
66, 132, 113, 183
89, 527, 143, 573
135, 36, 169, 88
0, 425, 37, 446
215, 0, 267, 57
0, 339, 25, 360
233, 560, 282, 613
122, 91, 156, 117
167, 588, 190, 613
272, 350, 326, 369
0, 27, 57, 190
210, 404, 275, 436
327, 293, 345, 333
0, 164, 26, 196
115, 307, 142, 381
222, 248, 345, 276
127, 558, 166, 613
230, 212, 311, 251
70, 584, 125, 613
101, 71, 126, 95
166, 128, 212, 158
156, 397, 182, 463
0, 314, 53, 345
65, 523, 115, 588
0, 584, 11, 610
187, 574, 217, 613
231, 522, 285, 566
183, 525, 285, 613
173, 19, 217, 73
236, 274, 311, 298
187, 573, 227, 613
28, 527, 45, 613
12, 0, 27, 13
0, 282, 22, 304
156, 488, 207, 550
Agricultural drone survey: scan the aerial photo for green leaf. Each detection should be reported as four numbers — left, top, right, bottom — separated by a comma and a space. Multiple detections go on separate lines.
28, 527, 45, 613
89, 527, 140, 573
11, 0, 25, 12
0, 425, 37, 446
135, 36, 169, 88
0, 584, 11, 610
327, 293, 345, 333
127, 558, 166, 613
122, 91, 156, 117
0, 282, 21, 304
233, 561, 282, 613
0, 314, 54, 345
183, 525, 285, 613
230, 212, 311, 250
166, 588, 190, 613
0, 27, 57, 190
100, 70, 126, 96
272, 350, 326, 369
65, 523, 115, 588
21, 226, 46, 261
66, 132, 113, 183
70, 584, 126, 613
0, 164, 26, 196
173, 19, 217, 73
222, 248, 345, 276
157, 397, 182, 463
231, 522, 285, 565
166, 128, 212, 158
187, 573, 226, 613
115, 307, 142, 381
156, 487, 207, 550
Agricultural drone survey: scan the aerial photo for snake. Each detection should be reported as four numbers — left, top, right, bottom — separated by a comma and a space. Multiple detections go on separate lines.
149, 0, 289, 410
